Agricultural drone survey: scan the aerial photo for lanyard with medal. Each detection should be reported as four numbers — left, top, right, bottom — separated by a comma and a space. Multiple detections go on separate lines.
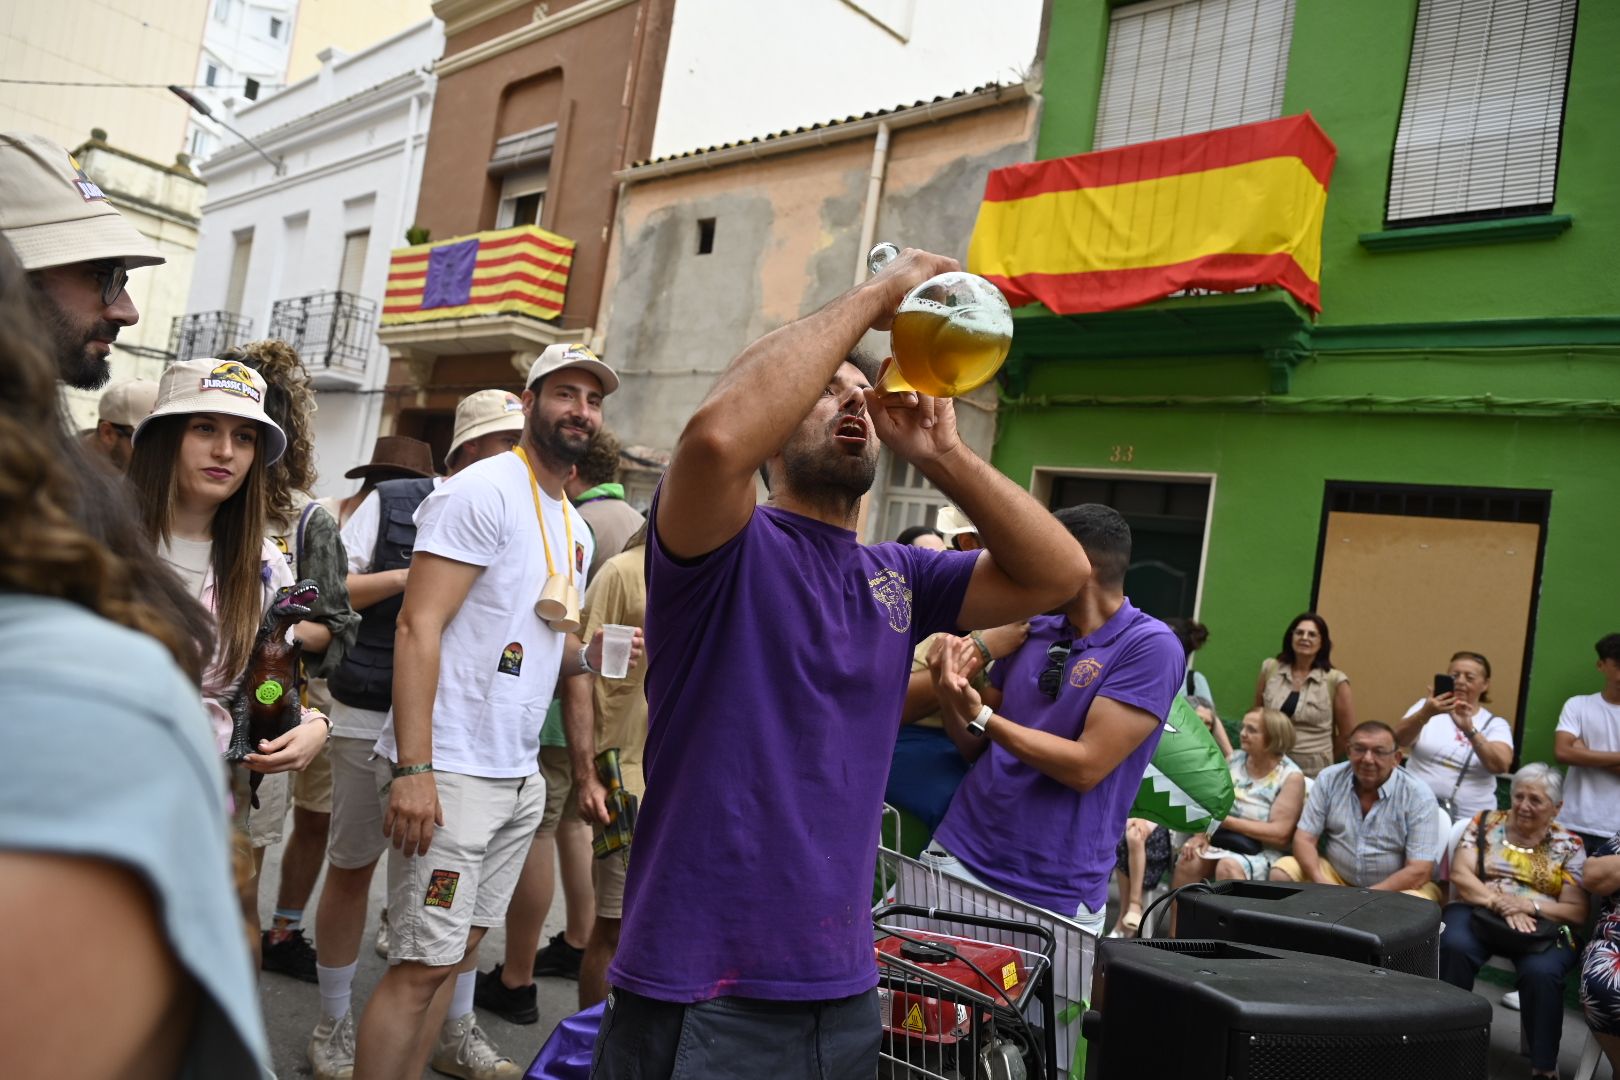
514, 446, 581, 633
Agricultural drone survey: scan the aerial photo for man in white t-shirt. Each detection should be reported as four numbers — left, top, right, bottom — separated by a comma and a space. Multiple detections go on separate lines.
306, 389, 529, 1079
1554, 633, 1620, 854
353, 345, 623, 1080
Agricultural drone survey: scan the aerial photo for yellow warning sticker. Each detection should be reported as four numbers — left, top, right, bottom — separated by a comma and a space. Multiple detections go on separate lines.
1002, 962, 1019, 990
903, 1002, 926, 1032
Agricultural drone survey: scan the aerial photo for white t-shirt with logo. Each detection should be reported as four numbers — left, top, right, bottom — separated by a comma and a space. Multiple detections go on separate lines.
374, 453, 591, 778
1400, 699, 1513, 818
1556, 693, 1620, 837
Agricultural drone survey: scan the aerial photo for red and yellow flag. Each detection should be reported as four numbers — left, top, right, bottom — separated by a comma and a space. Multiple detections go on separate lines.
381, 225, 573, 326
967, 114, 1336, 315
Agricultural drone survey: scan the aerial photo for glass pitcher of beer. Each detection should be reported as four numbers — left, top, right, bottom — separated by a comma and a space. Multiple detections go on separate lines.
869, 242, 1013, 398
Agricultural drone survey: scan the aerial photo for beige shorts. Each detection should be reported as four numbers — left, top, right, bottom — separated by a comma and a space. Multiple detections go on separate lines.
539, 745, 578, 832
327, 736, 388, 870
1271, 854, 1443, 903
593, 846, 630, 920
230, 765, 289, 850
292, 739, 334, 813
379, 764, 546, 966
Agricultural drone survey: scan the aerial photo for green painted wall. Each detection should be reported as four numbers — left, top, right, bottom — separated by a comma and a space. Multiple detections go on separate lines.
999, 2, 1620, 764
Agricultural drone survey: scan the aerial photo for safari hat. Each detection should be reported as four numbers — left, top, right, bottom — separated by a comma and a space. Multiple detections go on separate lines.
526, 343, 619, 395
0, 132, 164, 271
936, 504, 978, 539
344, 434, 436, 480
133, 358, 287, 465
97, 378, 159, 426
449, 389, 526, 465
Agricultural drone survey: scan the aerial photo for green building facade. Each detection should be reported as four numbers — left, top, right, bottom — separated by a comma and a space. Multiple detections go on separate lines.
1000, 0, 1619, 764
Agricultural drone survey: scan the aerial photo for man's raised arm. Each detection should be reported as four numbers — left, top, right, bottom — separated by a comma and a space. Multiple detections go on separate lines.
657, 249, 959, 560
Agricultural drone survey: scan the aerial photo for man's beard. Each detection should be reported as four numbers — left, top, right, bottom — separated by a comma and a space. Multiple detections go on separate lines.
36, 296, 115, 390
528, 410, 593, 468
779, 438, 878, 506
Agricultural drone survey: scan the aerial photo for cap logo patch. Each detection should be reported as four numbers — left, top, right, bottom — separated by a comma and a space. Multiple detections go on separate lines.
67, 154, 106, 202
199, 361, 262, 402
503, 393, 523, 413
562, 345, 599, 364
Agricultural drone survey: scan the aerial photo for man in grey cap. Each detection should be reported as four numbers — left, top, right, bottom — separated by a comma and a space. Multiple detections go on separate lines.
0, 132, 164, 389
81, 377, 159, 471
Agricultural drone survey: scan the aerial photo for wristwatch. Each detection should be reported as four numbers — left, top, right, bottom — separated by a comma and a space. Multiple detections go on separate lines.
966, 704, 993, 738
578, 644, 599, 676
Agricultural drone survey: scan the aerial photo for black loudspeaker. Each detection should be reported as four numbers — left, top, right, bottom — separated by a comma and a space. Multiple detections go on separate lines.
1174, 880, 1442, 977
1083, 939, 1491, 1080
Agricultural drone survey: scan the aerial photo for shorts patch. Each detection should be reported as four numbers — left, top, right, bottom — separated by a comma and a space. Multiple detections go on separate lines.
498, 642, 523, 676
425, 868, 461, 909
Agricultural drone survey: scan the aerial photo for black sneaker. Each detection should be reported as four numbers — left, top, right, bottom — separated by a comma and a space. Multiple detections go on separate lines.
475, 963, 539, 1025
533, 931, 584, 980
261, 928, 319, 983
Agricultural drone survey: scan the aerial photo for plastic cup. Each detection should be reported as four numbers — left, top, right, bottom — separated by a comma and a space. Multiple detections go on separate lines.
600, 624, 634, 679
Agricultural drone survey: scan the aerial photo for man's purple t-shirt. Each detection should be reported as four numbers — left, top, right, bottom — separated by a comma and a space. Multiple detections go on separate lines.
608, 500, 978, 1002
934, 601, 1183, 915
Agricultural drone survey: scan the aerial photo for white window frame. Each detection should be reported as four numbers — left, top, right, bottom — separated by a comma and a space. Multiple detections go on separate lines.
495, 166, 548, 229
1093, 0, 1297, 151
1386, 0, 1579, 226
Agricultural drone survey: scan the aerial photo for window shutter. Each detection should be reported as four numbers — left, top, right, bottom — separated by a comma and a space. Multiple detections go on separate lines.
338, 231, 369, 296
1094, 0, 1296, 151
1387, 0, 1578, 225
226, 232, 253, 316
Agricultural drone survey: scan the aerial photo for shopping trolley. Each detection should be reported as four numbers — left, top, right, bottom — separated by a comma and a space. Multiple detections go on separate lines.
875, 845, 1097, 1079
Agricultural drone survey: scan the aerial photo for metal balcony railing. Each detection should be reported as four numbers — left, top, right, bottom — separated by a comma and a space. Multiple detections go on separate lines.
170, 310, 254, 362
268, 291, 378, 378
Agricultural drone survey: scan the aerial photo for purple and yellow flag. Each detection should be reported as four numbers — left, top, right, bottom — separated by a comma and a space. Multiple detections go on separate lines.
381, 225, 573, 325
968, 114, 1336, 315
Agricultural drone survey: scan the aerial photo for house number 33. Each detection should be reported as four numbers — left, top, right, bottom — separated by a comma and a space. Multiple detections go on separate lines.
1109, 445, 1135, 463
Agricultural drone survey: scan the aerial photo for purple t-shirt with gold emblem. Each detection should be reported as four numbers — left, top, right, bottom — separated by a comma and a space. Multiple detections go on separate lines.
934, 601, 1183, 915
608, 499, 978, 1002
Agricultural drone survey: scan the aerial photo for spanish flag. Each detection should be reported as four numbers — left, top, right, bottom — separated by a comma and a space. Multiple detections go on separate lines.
968, 114, 1336, 315
381, 225, 573, 326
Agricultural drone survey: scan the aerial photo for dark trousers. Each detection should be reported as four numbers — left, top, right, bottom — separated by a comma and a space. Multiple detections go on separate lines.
1438, 902, 1576, 1071
591, 985, 881, 1080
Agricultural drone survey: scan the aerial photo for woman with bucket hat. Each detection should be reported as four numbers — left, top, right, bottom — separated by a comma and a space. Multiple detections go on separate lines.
128, 356, 332, 963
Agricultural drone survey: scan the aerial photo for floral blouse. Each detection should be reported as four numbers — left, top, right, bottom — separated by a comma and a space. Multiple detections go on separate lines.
1462, 809, 1586, 901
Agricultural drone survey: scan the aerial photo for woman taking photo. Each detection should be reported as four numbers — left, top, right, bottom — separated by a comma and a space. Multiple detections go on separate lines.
1172, 708, 1305, 888
1393, 651, 1513, 821
1441, 763, 1587, 1080
128, 357, 330, 959
1254, 613, 1352, 777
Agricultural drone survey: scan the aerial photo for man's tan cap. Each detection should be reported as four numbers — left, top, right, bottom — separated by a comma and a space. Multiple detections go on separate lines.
936, 504, 978, 539
450, 389, 526, 463
97, 378, 159, 426
526, 343, 619, 395
133, 358, 287, 465
0, 132, 164, 271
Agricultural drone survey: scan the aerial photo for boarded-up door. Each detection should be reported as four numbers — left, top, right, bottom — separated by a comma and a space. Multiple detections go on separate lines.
1314, 511, 1540, 747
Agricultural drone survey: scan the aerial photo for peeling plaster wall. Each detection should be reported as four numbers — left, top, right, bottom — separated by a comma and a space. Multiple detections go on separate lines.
601, 99, 1039, 468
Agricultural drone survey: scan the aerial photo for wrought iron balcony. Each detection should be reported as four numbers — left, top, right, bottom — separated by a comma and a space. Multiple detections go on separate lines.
268, 291, 379, 384
170, 310, 254, 362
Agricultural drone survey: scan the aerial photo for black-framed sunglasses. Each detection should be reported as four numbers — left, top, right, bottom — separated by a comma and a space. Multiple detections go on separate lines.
1038, 639, 1073, 699
88, 262, 129, 306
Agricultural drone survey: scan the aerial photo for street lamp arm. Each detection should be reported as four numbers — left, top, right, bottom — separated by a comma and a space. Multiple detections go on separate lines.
168, 85, 284, 176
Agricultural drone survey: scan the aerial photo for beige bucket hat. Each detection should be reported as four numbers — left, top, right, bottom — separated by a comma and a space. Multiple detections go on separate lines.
0, 132, 164, 271
450, 389, 527, 464
936, 504, 978, 540
133, 358, 288, 464
526, 343, 619, 395
97, 378, 159, 426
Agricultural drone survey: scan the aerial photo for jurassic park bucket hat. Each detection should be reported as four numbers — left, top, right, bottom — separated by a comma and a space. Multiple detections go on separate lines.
0, 132, 164, 271
133, 357, 288, 465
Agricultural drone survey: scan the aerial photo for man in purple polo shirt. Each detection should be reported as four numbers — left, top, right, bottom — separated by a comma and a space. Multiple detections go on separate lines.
930, 504, 1185, 934
593, 248, 1090, 1079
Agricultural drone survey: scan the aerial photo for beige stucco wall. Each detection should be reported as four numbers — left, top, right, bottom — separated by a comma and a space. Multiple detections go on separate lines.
284, 0, 435, 83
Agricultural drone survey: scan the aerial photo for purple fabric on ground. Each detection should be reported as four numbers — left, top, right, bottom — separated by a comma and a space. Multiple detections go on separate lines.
524, 1001, 604, 1080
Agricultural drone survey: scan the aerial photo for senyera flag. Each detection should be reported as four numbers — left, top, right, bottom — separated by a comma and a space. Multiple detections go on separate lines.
381, 225, 573, 325
968, 114, 1336, 315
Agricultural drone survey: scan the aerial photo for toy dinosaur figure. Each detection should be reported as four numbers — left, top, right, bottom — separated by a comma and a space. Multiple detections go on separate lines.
224, 579, 320, 808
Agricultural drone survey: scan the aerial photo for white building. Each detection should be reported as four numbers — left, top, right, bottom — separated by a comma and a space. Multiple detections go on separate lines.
187, 18, 443, 493
188, 0, 301, 163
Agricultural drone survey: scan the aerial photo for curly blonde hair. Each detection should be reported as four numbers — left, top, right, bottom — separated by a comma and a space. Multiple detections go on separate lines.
221, 339, 318, 527
0, 239, 210, 681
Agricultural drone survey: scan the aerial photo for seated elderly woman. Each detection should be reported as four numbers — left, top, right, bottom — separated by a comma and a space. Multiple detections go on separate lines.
1441, 763, 1588, 1080
1170, 708, 1305, 888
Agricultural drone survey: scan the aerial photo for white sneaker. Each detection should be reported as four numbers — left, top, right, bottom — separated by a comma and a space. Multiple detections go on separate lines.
307, 1010, 356, 1080
431, 1011, 521, 1080
373, 908, 390, 959
1501, 989, 1521, 1011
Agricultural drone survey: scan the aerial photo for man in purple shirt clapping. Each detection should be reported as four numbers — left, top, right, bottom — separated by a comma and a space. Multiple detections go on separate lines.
593, 248, 1090, 1080
929, 504, 1186, 935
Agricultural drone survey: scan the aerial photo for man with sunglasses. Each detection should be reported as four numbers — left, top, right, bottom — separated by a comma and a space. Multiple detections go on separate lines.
927, 503, 1186, 937
1270, 720, 1442, 900
0, 132, 161, 390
